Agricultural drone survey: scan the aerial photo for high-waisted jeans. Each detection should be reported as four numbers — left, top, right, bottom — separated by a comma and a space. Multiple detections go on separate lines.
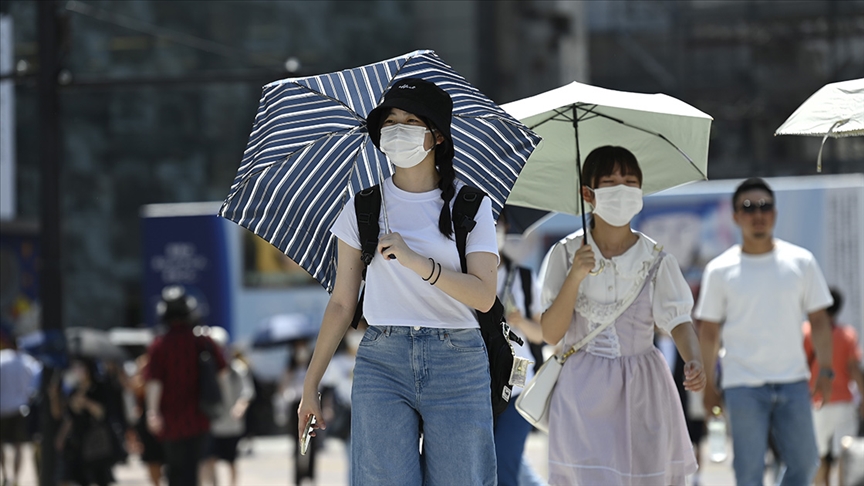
351, 325, 497, 486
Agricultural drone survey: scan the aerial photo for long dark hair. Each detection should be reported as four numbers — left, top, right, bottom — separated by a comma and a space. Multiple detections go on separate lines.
415, 113, 456, 239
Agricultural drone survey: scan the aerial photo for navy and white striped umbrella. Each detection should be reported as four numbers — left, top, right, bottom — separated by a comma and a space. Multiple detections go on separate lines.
219, 49, 541, 291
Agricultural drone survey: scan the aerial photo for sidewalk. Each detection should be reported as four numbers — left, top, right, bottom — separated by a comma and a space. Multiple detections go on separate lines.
11, 432, 742, 485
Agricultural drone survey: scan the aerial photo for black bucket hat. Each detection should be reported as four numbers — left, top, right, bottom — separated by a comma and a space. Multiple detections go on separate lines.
366, 78, 454, 160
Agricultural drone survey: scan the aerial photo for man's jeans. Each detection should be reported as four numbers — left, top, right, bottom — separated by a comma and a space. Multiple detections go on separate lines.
351, 326, 497, 486
724, 381, 818, 486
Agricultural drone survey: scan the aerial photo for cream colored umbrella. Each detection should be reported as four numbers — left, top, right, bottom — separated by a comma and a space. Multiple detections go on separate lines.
775, 78, 864, 172
502, 82, 712, 223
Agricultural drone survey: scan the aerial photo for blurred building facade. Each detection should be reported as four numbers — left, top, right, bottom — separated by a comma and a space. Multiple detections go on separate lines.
0, 0, 862, 331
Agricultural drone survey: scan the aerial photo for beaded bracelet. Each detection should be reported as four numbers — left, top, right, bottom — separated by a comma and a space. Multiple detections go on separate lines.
429, 262, 442, 286
422, 258, 436, 281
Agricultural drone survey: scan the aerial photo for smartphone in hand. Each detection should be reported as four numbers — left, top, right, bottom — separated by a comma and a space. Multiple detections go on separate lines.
300, 414, 317, 455
300, 392, 321, 456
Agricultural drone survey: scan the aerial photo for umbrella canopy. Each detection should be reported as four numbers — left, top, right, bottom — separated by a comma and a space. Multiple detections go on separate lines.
252, 314, 318, 349
502, 205, 552, 236
66, 327, 129, 362
502, 81, 712, 217
774, 78, 864, 172
20, 327, 128, 363
219, 49, 541, 291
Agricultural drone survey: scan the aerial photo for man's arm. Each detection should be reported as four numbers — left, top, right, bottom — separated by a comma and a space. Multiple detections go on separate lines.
145, 380, 163, 435
808, 308, 834, 402
699, 319, 723, 413
849, 360, 864, 417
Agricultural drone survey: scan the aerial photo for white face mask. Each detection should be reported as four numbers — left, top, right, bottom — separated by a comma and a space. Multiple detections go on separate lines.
590, 184, 643, 227
379, 124, 432, 168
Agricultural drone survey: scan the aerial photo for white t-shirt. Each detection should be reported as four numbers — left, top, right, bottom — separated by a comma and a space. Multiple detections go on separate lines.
694, 239, 833, 388
498, 262, 543, 385
330, 177, 499, 329
539, 228, 694, 335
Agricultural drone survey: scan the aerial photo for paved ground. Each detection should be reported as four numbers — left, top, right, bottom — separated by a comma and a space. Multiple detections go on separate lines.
8, 432, 752, 485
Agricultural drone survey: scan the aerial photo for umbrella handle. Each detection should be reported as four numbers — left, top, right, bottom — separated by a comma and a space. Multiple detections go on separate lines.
588, 260, 605, 276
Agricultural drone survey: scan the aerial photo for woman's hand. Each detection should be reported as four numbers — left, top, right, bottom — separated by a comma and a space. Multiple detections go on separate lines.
567, 242, 596, 283
297, 390, 325, 440
377, 232, 416, 263
683, 360, 706, 392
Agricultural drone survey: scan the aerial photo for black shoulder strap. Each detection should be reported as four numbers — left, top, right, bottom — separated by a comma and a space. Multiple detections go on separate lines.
518, 266, 533, 315
350, 185, 381, 329
354, 185, 382, 276
452, 186, 486, 274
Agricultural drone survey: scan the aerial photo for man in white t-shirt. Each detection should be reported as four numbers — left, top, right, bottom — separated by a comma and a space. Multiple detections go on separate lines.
695, 178, 834, 486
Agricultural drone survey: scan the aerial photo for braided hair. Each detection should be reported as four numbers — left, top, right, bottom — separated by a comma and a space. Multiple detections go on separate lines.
417, 114, 456, 239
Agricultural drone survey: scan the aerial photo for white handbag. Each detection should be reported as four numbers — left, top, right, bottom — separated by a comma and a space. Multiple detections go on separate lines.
515, 245, 661, 432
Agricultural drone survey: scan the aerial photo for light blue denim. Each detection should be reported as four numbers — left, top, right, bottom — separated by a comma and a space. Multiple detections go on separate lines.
351, 325, 497, 486
724, 380, 818, 486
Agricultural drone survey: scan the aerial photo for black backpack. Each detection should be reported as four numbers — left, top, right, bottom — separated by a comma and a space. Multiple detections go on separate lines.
351, 184, 522, 416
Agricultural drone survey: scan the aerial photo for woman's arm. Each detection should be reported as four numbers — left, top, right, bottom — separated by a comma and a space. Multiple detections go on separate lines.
376, 232, 498, 312
298, 239, 363, 436
670, 322, 706, 392
541, 243, 595, 344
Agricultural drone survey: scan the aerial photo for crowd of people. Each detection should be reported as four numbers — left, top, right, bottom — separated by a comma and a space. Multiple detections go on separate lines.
1, 76, 862, 486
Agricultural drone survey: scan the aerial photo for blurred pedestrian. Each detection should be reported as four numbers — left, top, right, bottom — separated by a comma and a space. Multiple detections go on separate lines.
493, 208, 546, 486
695, 177, 834, 485
145, 286, 226, 486
130, 354, 163, 486
297, 78, 499, 485
283, 339, 316, 485
202, 328, 255, 486
320, 328, 360, 482
803, 288, 864, 486
55, 359, 114, 486
0, 331, 36, 486
539, 146, 705, 485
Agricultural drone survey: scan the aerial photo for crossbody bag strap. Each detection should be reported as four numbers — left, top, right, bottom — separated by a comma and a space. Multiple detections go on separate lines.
559, 244, 663, 363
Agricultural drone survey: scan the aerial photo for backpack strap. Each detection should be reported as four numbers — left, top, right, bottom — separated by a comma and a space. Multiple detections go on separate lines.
354, 185, 382, 276
351, 185, 382, 329
452, 186, 486, 274
518, 266, 533, 315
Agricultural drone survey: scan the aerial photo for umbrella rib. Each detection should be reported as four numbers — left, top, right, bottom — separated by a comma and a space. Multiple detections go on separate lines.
528, 107, 575, 130
573, 104, 708, 181
226, 126, 366, 199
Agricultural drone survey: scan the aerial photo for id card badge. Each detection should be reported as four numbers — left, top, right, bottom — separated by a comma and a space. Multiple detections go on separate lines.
509, 356, 532, 388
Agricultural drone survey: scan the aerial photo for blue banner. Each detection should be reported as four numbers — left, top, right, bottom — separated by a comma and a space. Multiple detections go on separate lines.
141, 214, 232, 333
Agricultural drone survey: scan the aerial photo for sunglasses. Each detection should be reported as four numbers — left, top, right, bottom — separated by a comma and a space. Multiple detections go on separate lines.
737, 199, 774, 213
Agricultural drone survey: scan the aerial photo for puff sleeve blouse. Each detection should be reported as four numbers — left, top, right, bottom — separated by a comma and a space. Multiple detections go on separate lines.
540, 228, 693, 333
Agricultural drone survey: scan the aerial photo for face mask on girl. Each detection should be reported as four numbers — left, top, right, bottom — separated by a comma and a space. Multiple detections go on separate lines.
590, 184, 644, 227
379, 124, 432, 168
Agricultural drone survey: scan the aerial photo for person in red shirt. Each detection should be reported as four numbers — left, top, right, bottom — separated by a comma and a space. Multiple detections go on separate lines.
145, 286, 226, 486
803, 288, 864, 486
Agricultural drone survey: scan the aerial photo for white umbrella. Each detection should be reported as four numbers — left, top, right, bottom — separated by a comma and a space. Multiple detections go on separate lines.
502, 81, 712, 219
774, 78, 864, 172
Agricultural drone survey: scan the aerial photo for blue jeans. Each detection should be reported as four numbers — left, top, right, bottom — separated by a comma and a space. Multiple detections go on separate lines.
494, 398, 535, 486
351, 326, 497, 486
724, 381, 818, 486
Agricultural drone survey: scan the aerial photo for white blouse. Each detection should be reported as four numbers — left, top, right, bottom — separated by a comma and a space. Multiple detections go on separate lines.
539, 227, 693, 334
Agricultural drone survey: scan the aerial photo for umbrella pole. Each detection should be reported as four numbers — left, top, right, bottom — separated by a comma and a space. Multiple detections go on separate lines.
573, 105, 587, 245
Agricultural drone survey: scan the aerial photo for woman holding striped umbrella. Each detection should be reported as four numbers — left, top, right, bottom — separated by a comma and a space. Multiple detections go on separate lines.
297, 78, 500, 485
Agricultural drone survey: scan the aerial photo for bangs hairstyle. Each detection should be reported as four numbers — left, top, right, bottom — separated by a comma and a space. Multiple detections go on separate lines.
732, 177, 774, 208
581, 146, 643, 189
